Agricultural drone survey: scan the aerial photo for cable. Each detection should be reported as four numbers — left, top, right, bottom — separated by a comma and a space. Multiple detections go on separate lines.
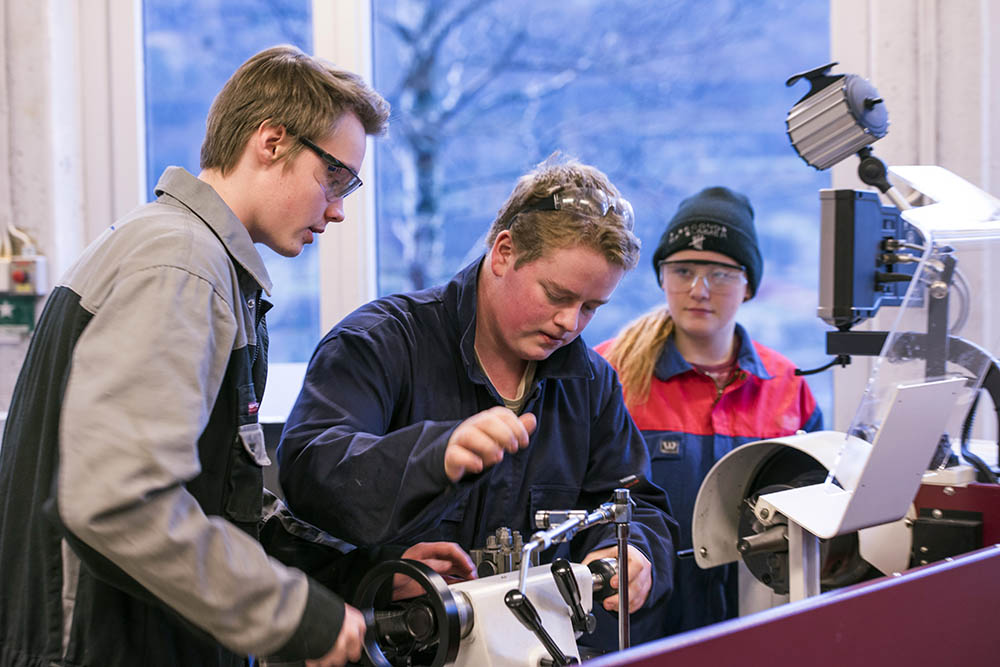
6, 223, 36, 255
949, 266, 970, 335
959, 392, 999, 483
795, 354, 851, 376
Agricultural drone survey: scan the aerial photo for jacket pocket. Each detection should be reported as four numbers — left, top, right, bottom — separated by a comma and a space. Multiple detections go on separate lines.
225, 424, 266, 526
432, 497, 469, 543
528, 484, 581, 518
238, 422, 271, 466
644, 431, 697, 546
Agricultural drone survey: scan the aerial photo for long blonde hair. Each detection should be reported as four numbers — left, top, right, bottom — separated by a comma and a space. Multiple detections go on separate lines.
603, 306, 674, 410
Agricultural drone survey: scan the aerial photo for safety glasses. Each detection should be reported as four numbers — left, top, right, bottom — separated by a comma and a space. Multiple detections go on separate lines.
298, 136, 363, 200
659, 259, 747, 293
520, 187, 635, 231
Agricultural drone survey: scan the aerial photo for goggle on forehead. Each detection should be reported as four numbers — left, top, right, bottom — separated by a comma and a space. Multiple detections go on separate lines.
520, 187, 635, 231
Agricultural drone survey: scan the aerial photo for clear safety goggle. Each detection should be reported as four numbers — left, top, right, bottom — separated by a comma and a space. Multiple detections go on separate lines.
659, 259, 747, 293
520, 187, 635, 231
298, 136, 363, 200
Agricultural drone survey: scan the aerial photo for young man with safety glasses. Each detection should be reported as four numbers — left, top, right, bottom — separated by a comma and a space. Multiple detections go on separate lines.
598, 185, 823, 638
0, 45, 474, 667
278, 154, 679, 650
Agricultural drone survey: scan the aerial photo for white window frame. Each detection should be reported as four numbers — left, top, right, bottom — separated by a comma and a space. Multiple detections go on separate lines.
78, 0, 147, 246
313, 0, 378, 333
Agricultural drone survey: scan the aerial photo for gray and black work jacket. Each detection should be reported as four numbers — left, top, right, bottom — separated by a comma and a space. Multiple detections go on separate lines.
0, 168, 367, 666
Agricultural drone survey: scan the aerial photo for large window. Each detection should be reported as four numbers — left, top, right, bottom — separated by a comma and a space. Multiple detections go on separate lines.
372, 0, 833, 415
141, 1, 833, 417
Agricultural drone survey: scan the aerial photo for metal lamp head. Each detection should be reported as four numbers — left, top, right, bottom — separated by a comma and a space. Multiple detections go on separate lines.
785, 62, 889, 170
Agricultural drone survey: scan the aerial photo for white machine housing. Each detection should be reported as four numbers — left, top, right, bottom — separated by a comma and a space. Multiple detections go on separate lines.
447, 562, 593, 667
691, 430, 914, 577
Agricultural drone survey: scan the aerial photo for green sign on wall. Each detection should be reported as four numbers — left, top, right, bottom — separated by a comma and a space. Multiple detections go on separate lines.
0, 295, 37, 338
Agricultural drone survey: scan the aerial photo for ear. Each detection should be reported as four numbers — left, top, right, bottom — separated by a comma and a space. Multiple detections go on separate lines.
743, 284, 753, 302
488, 230, 516, 277
250, 120, 289, 166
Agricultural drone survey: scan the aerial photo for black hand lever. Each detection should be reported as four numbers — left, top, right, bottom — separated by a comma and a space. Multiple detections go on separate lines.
550, 559, 596, 634
504, 589, 578, 666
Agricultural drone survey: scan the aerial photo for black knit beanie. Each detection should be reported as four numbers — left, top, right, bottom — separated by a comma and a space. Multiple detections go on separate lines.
651, 186, 763, 296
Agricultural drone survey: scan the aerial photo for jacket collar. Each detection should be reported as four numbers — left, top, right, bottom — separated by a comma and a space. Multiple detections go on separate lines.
453, 256, 595, 384
154, 167, 273, 295
653, 322, 772, 381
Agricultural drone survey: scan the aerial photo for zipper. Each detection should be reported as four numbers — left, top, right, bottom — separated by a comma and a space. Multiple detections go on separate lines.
711, 369, 746, 406
249, 289, 264, 367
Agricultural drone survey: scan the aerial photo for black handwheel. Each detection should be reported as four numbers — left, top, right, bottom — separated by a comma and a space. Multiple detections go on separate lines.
354, 559, 462, 667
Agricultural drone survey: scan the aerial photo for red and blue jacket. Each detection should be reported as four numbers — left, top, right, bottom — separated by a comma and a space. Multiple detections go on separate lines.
596, 324, 821, 634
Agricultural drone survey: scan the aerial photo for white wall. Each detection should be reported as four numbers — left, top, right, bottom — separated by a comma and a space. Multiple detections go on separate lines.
829, 0, 1000, 431
0, 0, 146, 410
0, 0, 89, 407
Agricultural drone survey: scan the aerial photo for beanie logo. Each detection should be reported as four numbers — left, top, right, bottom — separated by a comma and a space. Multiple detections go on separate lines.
668, 221, 728, 250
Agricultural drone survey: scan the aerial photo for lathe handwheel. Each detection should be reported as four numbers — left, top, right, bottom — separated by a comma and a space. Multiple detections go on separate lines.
355, 559, 461, 667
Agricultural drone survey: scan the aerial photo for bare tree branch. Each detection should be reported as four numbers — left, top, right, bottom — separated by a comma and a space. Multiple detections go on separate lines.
374, 0, 774, 290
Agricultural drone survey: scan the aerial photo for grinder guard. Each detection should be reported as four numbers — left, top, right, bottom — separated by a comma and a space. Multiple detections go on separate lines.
692, 166, 1000, 596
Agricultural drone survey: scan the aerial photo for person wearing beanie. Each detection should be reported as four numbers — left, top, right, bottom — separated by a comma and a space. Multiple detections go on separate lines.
596, 185, 822, 638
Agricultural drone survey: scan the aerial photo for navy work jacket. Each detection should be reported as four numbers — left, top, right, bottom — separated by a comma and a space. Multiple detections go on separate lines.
279, 258, 678, 612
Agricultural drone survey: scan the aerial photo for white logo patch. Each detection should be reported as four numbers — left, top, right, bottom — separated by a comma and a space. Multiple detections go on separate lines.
668, 222, 729, 251
659, 439, 680, 456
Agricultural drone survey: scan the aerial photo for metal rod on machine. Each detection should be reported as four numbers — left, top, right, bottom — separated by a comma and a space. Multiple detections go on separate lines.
512, 483, 636, 651
616, 521, 629, 650
613, 488, 631, 650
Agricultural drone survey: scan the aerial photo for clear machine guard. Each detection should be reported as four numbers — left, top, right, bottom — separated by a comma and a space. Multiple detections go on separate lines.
692, 167, 1000, 580
848, 166, 1000, 447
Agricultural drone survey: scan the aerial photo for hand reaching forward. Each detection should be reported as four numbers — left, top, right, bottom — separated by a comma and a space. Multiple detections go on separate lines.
444, 406, 537, 483
393, 542, 477, 599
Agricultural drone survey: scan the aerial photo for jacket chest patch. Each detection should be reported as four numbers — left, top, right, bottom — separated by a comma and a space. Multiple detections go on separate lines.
659, 438, 681, 456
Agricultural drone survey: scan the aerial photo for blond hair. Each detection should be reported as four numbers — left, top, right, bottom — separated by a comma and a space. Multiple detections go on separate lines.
200, 45, 390, 175
486, 153, 640, 271
604, 306, 674, 409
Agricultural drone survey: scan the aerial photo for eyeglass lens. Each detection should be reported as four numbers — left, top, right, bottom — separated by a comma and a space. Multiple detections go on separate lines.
298, 137, 362, 200
661, 262, 746, 292
552, 189, 635, 230
323, 165, 361, 200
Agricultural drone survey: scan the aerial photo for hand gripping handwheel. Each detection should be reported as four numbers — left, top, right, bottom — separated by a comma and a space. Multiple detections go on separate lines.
354, 559, 465, 667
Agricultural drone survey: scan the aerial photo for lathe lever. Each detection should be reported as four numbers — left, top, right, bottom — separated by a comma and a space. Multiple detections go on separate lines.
504, 589, 579, 666
550, 559, 596, 634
